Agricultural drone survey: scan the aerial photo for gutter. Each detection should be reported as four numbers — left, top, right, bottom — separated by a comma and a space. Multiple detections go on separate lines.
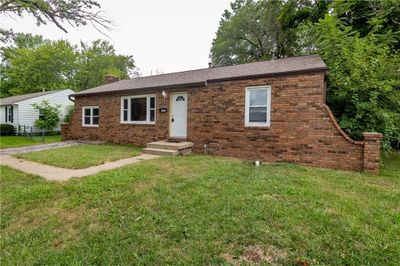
68, 95, 75, 102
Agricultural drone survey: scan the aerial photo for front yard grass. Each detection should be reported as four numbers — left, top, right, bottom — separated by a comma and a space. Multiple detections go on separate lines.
0, 152, 399, 265
14, 143, 143, 169
0, 135, 61, 149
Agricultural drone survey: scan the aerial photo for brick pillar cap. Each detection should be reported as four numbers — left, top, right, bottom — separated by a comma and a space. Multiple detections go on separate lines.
362, 132, 383, 139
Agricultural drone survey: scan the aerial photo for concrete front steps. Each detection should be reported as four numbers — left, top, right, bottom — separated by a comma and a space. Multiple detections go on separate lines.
143, 140, 194, 156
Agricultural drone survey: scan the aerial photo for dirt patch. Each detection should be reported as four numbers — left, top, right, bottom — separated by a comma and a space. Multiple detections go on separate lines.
222, 245, 287, 265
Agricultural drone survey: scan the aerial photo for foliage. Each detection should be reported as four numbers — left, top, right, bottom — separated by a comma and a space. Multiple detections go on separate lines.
0, 124, 15, 136
1, 35, 77, 96
210, 0, 400, 148
312, 15, 400, 149
210, 0, 329, 66
32, 100, 61, 131
0, 34, 136, 97
74, 40, 135, 91
15, 144, 142, 169
0, 0, 111, 42
0, 135, 61, 149
1, 154, 399, 264
63, 105, 75, 123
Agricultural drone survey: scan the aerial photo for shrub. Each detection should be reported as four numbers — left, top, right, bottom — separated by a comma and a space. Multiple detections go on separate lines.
0, 124, 15, 136
32, 100, 61, 131
63, 105, 74, 123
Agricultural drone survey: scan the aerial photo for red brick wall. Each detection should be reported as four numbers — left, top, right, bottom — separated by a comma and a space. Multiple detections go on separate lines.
63, 71, 382, 173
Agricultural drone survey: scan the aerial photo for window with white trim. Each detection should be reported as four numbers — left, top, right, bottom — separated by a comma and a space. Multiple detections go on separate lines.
245, 85, 271, 127
5, 106, 13, 123
121, 95, 156, 124
82, 106, 99, 127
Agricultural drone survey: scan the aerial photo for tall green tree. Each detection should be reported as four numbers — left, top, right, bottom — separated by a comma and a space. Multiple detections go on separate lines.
0, 34, 136, 97
1, 34, 77, 96
75, 40, 135, 91
210, 0, 328, 66
312, 15, 400, 149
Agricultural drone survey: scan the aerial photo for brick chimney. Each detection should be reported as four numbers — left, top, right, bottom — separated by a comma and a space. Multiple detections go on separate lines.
104, 74, 120, 84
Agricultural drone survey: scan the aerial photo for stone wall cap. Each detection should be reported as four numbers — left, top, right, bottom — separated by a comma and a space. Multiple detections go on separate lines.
362, 132, 383, 138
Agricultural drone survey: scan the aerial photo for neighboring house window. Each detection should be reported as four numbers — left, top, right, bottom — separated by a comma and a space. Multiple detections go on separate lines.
39, 109, 45, 120
82, 106, 99, 127
5, 106, 13, 123
120, 95, 156, 124
245, 85, 271, 127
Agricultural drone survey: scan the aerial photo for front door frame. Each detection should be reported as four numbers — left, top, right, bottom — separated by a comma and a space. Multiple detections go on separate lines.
169, 91, 188, 139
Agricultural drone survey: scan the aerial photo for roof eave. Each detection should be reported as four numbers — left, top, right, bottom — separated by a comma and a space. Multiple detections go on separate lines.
207, 67, 328, 83
70, 81, 206, 97
71, 67, 328, 97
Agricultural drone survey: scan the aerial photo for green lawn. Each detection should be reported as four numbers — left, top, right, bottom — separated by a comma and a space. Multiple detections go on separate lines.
1, 152, 399, 265
0, 135, 61, 149
14, 143, 143, 169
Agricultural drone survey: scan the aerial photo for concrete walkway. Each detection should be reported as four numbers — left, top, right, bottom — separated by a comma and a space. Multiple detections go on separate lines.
0, 141, 81, 156
0, 154, 160, 181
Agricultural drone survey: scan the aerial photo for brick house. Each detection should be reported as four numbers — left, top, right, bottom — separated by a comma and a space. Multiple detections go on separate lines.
62, 55, 382, 173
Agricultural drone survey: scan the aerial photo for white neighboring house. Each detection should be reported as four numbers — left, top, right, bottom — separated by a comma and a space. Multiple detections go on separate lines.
0, 89, 75, 133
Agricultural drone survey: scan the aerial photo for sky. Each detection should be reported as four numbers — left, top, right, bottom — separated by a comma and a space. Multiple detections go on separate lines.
1, 0, 231, 76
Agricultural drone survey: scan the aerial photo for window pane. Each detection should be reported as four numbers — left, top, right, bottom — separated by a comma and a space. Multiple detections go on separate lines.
249, 107, 267, 123
150, 110, 155, 122
123, 99, 128, 109
92, 108, 99, 116
92, 116, 99, 125
123, 110, 128, 121
131, 98, 147, 121
249, 89, 267, 106
84, 116, 91, 125
150, 97, 155, 108
84, 108, 91, 116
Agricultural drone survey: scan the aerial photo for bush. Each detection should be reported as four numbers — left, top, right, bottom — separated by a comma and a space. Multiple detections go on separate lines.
32, 100, 61, 131
0, 124, 15, 136
63, 105, 74, 123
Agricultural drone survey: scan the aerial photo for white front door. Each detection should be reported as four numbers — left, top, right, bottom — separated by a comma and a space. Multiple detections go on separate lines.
170, 92, 188, 138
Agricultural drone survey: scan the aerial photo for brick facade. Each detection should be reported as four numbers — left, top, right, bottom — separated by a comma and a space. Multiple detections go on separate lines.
62, 71, 382, 173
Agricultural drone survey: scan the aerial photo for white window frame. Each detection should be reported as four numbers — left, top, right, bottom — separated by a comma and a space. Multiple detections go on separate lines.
5, 106, 13, 123
82, 106, 99, 127
120, 94, 156, 125
245, 85, 271, 127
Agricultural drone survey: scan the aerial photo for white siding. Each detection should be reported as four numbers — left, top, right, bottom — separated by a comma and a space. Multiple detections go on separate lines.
15, 89, 74, 132
0, 106, 5, 124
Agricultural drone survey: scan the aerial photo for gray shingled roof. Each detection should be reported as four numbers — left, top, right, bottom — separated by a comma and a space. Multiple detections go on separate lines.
0, 91, 58, 106
73, 55, 327, 96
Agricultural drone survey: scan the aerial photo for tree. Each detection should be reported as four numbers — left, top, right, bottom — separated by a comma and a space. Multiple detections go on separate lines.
210, 0, 328, 66
0, 0, 112, 42
210, 0, 282, 66
312, 15, 400, 150
75, 39, 135, 91
0, 34, 77, 96
0, 34, 136, 97
32, 100, 61, 131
